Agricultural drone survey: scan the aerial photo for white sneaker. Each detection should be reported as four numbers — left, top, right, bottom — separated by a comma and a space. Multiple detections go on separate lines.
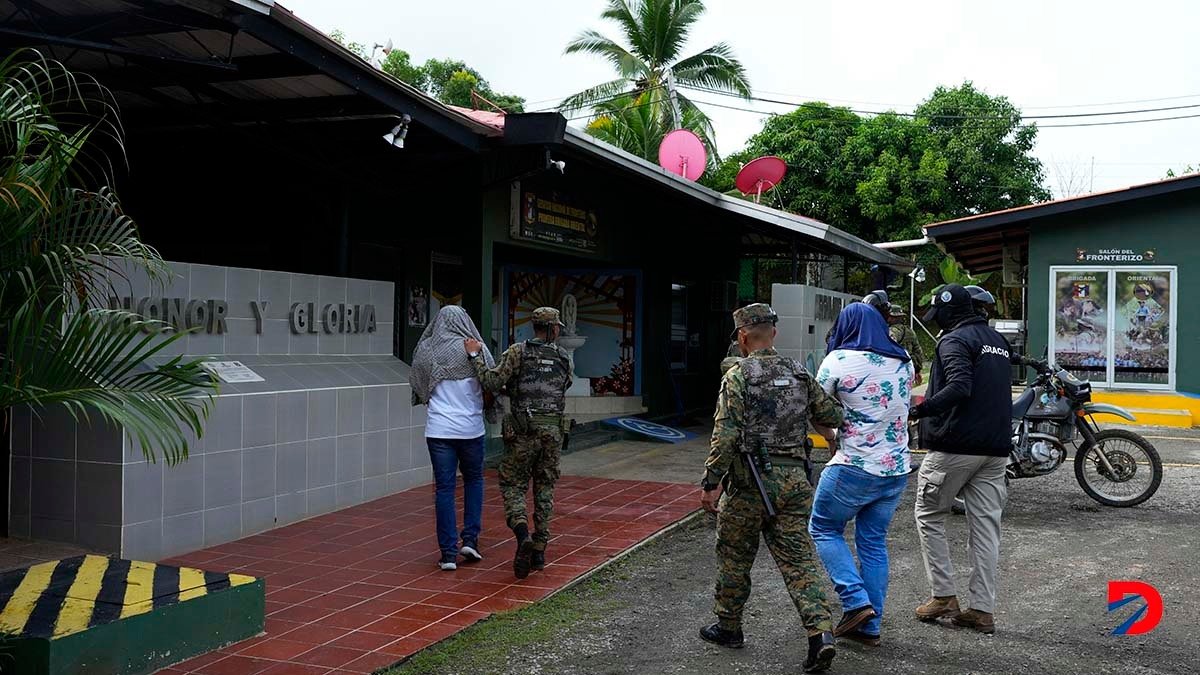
438, 557, 457, 571
460, 545, 483, 563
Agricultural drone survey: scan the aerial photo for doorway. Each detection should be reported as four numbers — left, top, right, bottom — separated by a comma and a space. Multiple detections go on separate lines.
1049, 266, 1176, 389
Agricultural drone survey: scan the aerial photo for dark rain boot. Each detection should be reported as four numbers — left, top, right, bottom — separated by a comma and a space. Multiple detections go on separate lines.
803, 631, 836, 673
512, 524, 534, 579
530, 549, 546, 571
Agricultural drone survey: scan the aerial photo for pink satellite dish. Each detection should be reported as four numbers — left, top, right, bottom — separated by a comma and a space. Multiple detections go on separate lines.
658, 129, 706, 181
735, 155, 787, 203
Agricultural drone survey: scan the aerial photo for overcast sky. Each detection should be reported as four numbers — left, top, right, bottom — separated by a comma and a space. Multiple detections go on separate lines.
281, 0, 1200, 196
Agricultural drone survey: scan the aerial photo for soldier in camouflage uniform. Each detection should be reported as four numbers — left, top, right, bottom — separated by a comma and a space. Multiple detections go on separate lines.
887, 305, 924, 386
700, 303, 844, 673
465, 307, 571, 579
727, 340, 742, 358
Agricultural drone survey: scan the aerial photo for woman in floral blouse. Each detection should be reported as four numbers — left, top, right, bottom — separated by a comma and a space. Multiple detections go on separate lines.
808, 301, 914, 646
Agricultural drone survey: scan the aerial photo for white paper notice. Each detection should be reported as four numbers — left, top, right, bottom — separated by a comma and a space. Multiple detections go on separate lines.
202, 361, 265, 383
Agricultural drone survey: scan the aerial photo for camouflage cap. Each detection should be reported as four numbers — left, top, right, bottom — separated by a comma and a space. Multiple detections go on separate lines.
889, 304, 907, 317
531, 306, 566, 327
729, 303, 777, 340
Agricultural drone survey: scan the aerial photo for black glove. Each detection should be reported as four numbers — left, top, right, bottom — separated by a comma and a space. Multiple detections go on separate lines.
909, 403, 927, 421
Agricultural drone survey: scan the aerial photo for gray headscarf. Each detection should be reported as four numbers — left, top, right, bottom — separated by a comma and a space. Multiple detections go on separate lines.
410, 306, 499, 420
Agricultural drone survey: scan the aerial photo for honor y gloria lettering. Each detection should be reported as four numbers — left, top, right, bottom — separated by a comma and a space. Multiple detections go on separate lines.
107, 296, 377, 336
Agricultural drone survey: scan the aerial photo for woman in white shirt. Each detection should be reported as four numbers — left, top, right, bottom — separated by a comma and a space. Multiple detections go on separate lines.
411, 306, 499, 571
807, 302, 914, 646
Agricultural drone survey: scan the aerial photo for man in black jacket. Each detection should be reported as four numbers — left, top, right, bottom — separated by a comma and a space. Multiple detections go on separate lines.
908, 284, 1012, 635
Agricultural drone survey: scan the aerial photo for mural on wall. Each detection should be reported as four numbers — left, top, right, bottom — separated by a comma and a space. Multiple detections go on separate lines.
1053, 270, 1108, 379
503, 268, 639, 396
1114, 270, 1172, 386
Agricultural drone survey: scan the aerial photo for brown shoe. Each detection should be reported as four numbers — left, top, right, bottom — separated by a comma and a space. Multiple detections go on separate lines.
952, 609, 995, 634
840, 629, 881, 647
915, 596, 960, 622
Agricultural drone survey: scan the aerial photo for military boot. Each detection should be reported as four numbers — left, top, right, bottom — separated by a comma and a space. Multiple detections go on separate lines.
915, 596, 960, 622
530, 549, 546, 571
699, 623, 744, 649
802, 631, 836, 673
512, 524, 534, 579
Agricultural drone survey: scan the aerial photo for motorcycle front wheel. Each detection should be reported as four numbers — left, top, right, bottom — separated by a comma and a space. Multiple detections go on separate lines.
1074, 429, 1163, 507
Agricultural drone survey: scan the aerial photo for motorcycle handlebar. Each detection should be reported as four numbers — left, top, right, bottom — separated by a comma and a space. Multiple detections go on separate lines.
1018, 356, 1051, 374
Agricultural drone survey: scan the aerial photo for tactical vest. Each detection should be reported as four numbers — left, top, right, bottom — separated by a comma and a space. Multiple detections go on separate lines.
739, 355, 810, 459
509, 340, 571, 415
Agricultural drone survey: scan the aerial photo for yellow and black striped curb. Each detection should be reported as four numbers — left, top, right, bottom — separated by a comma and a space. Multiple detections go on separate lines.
0, 555, 256, 641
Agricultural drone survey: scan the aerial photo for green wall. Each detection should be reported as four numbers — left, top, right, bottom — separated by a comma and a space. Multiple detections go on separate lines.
1027, 190, 1200, 393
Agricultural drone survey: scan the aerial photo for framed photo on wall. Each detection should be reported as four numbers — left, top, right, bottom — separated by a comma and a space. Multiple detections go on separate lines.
407, 285, 428, 328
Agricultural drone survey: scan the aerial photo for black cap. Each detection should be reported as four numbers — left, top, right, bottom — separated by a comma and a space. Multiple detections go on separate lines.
922, 283, 972, 323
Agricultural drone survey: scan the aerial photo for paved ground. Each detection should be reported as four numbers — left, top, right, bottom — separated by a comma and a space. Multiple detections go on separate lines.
159, 473, 695, 674
394, 423, 1200, 674
0, 538, 89, 573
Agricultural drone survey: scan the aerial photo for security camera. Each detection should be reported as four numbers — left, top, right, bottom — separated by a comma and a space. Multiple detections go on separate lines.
549, 159, 566, 174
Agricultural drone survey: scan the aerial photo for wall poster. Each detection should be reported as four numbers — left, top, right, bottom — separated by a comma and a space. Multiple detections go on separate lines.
1050, 266, 1176, 389
1052, 269, 1108, 381
406, 285, 428, 328
1114, 270, 1172, 386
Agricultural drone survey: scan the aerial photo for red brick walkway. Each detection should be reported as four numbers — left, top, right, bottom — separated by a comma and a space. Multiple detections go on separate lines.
159, 472, 696, 674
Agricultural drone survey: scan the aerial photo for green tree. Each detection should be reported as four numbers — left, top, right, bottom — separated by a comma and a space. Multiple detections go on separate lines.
330, 29, 369, 59
1, 51, 215, 463
562, 0, 751, 156
710, 83, 1050, 243
918, 257, 991, 306
330, 32, 525, 113
704, 103, 864, 226
441, 70, 480, 108
380, 49, 426, 89
915, 82, 1050, 215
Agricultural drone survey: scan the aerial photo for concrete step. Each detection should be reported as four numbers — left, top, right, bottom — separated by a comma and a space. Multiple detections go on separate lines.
1117, 407, 1194, 428
1091, 391, 1200, 427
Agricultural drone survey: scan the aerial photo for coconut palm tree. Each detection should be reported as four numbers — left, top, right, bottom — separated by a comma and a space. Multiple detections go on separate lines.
1, 50, 215, 464
562, 0, 751, 155
586, 91, 713, 165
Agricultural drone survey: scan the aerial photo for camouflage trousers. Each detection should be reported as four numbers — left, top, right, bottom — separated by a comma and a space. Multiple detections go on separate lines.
498, 423, 563, 551
713, 465, 832, 633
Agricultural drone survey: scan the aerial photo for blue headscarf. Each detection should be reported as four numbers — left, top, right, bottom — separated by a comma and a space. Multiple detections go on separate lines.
826, 302, 911, 363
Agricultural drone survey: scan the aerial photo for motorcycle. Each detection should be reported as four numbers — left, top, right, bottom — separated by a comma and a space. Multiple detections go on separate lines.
1009, 358, 1163, 507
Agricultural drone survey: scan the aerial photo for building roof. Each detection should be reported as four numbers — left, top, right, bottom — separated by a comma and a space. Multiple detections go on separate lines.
451, 109, 912, 268
923, 172, 1200, 273
1, 0, 907, 269
927, 173, 1200, 238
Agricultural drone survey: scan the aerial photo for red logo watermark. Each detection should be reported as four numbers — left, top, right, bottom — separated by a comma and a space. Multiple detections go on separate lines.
1107, 580, 1163, 636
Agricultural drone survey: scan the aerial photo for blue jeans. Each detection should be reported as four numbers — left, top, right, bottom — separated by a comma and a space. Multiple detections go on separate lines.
427, 436, 485, 558
808, 464, 909, 635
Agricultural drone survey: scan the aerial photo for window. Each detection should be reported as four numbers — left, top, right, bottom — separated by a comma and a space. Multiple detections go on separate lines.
670, 284, 687, 371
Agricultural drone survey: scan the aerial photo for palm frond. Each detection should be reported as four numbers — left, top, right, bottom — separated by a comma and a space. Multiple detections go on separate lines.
563, 30, 647, 80
656, 0, 707, 65
0, 49, 212, 464
559, 78, 638, 116
1, 296, 215, 465
600, 0, 650, 58
672, 43, 752, 97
